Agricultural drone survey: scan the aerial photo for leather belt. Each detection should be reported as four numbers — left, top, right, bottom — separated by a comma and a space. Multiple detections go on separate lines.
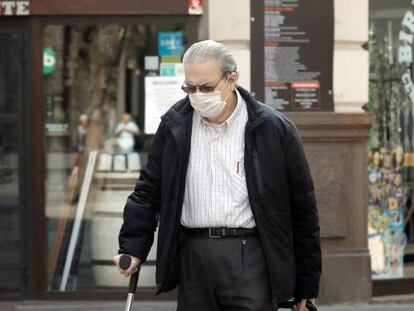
181, 226, 258, 239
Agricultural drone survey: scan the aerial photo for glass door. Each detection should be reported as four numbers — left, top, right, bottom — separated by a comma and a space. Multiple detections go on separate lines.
0, 28, 26, 298
41, 21, 194, 293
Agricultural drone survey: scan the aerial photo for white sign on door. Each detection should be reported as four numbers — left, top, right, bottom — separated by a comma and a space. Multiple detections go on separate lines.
144, 76, 186, 135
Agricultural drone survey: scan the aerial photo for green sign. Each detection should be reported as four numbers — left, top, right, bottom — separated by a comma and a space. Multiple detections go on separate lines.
160, 63, 176, 76
160, 63, 184, 77
43, 48, 56, 75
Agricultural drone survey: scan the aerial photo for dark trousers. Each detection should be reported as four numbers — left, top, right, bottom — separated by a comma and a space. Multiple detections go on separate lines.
177, 235, 273, 311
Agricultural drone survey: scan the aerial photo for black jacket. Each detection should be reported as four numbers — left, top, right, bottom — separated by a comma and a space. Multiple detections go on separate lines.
118, 86, 321, 305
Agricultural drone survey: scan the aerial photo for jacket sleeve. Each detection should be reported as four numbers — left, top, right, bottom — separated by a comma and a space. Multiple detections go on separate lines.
117, 122, 166, 262
283, 119, 322, 299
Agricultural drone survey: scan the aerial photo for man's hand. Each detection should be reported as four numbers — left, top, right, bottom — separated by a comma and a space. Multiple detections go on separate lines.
292, 299, 312, 311
113, 254, 141, 277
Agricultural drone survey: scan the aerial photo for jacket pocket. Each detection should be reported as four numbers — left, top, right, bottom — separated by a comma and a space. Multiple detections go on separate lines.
252, 150, 264, 194
266, 212, 294, 250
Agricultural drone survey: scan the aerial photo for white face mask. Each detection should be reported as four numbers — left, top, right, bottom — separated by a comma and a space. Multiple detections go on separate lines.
189, 78, 231, 119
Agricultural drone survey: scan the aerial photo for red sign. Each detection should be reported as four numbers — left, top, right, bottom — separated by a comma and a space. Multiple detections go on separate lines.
188, 0, 203, 15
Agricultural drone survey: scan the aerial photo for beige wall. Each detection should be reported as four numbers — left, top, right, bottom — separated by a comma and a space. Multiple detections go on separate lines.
206, 0, 369, 112
208, 0, 251, 91
334, 0, 369, 112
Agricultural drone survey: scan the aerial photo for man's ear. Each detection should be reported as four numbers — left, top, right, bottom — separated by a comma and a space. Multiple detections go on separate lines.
230, 72, 238, 90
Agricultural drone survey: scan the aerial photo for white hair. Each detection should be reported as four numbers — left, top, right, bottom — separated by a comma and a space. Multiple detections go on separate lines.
183, 40, 238, 77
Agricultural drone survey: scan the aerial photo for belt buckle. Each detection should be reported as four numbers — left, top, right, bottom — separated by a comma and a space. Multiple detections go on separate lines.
209, 227, 225, 239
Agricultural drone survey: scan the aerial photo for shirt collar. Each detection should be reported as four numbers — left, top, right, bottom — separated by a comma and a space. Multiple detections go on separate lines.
225, 89, 244, 130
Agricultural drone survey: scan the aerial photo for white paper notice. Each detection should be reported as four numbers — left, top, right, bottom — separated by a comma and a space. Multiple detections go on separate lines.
145, 76, 186, 134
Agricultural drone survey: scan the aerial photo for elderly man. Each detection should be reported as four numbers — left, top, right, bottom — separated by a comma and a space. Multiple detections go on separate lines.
114, 40, 321, 311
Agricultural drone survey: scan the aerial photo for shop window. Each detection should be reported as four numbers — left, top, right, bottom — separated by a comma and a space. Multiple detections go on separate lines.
43, 24, 188, 291
368, 1, 414, 280
0, 29, 25, 297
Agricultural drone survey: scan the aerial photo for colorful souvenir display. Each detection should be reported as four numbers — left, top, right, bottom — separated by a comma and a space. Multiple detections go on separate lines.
368, 148, 407, 279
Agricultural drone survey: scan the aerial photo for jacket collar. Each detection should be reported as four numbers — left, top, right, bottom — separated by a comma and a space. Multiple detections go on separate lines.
162, 85, 267, 131
236, 86, 267, 132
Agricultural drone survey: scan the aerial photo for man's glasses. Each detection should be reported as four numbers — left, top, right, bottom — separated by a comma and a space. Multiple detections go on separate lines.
181, 72, 229, 95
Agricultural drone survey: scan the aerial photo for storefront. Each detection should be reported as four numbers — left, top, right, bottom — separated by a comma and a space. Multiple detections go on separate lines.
368, 0, 414, 296
0, 0, 201, 300
4, 0, 414, 304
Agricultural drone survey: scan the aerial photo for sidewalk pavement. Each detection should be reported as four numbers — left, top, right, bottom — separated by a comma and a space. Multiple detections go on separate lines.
0, 302, 16, 311
6, 297, 414, 311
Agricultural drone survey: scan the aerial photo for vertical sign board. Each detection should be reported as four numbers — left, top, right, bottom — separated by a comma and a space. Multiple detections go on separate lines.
252, 0, 334, 111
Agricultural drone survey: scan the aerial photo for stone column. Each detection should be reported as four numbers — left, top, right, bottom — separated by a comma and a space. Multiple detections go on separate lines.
333, 0, 369, 113
288, 112, 372, 304
208, 0, 251, 91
